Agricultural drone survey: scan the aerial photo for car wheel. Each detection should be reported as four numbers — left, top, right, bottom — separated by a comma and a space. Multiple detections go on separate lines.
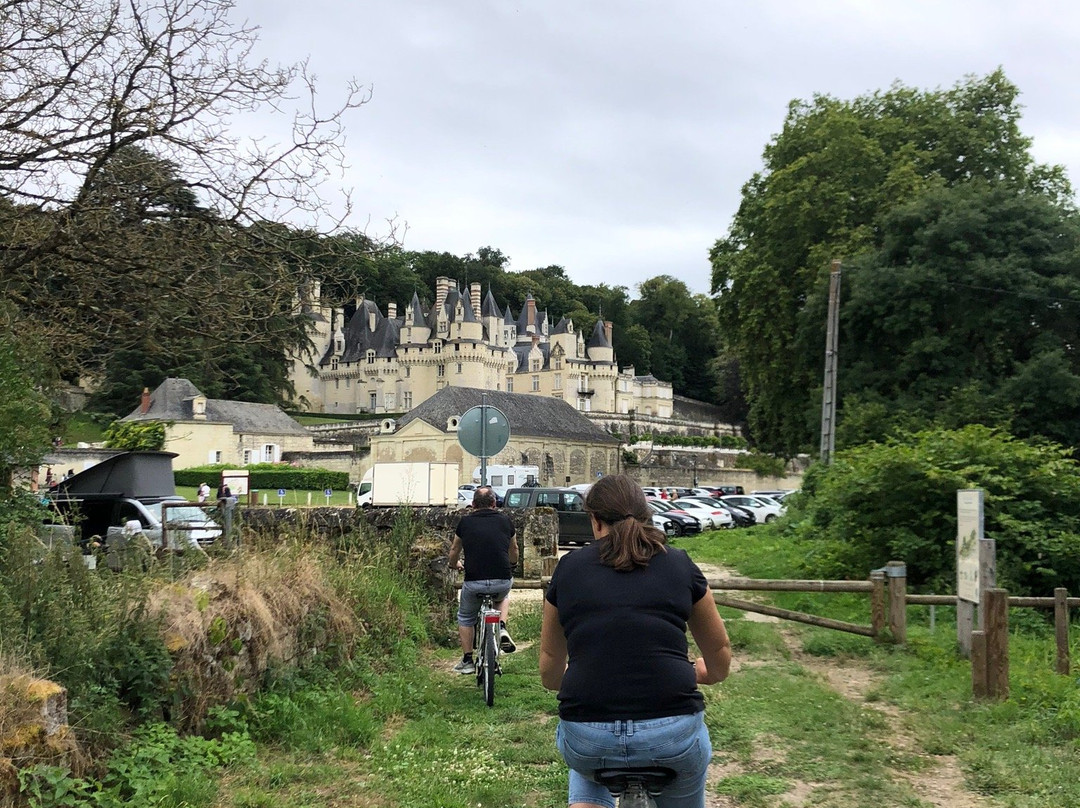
764, 514, 777, 523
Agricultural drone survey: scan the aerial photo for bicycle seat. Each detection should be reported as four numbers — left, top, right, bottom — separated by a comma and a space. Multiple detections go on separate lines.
594, 766, 676, 796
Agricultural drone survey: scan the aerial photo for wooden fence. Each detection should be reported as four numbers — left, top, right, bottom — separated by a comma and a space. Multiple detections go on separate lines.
526, 561, 1075, 700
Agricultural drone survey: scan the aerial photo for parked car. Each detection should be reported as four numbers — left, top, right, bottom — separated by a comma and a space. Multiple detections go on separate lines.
750, 489, 794, 500
641, 486, 669, 500
651, 512, 678, 537
648, 500, 702, 535
503, 487, 592, 545
720, 494, 783, 523
670, 498, 733, 530
705, 484, 745, 496
687, 496, 757, 528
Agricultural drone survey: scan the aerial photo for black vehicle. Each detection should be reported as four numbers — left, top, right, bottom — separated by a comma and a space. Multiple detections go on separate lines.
503, 487, 592, 545
648, 500, 702, 535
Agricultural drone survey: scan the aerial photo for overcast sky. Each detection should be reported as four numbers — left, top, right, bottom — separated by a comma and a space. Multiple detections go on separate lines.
231, 0, 1080, 297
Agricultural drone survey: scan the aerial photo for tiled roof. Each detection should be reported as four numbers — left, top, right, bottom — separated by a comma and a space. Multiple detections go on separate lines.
396, 386, 619, 443
122, 378, 309, 436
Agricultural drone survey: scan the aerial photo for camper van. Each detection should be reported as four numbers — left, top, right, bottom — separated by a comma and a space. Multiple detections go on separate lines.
471, 464, 540, 501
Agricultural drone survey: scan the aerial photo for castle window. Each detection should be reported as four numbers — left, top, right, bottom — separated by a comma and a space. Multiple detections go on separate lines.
554, 357, 562, 370
331, 359, 338, 370
433, 342, 442, 354
531, 359, 540, 371
507, 378, 514, 393
554, 373, 562, 390
404, 392, 413, 409
532, 375, 540, 392
456, 363, 463, 374
438, 364, 445, 377
366, 350, 375, 364
405, 367, 410, 378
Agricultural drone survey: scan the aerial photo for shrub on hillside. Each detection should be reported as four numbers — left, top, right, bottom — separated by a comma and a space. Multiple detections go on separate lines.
782, 425, 1080, 595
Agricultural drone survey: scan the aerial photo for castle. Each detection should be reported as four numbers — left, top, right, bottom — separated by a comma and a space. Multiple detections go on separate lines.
289, 276, 673, 418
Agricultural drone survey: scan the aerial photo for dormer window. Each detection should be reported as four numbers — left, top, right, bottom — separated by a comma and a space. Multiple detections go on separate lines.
433, 342, 443, 354
331, 359, 338, 370
366, 350, 376, 364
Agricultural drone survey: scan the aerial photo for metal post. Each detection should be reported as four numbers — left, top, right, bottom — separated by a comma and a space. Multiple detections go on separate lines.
480, 392, 488, 486
820, 259, 842, 464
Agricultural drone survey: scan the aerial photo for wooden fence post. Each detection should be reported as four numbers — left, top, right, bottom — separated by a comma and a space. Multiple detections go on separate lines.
870, 570, 886, 640
886, 561, 907, 644
983, 588, 1009, 700
971, 630, 988, 699
1055, 588, 1070, 676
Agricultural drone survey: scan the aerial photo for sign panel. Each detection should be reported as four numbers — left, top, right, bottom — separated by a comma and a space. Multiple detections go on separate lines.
457, 405, 510, 457
222, 469, 250, 496
957, 489, 984, 603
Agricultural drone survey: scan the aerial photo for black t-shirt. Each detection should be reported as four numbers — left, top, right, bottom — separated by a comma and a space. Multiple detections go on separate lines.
456, 509, 516, 581
545, 542, 708, 721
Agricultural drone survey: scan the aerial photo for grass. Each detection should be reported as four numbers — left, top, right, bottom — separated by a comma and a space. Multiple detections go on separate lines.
17, 519, 1080, 807
174, 486, 359, 507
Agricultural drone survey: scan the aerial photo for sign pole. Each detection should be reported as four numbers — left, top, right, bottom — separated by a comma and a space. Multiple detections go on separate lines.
480, 392, 488, 486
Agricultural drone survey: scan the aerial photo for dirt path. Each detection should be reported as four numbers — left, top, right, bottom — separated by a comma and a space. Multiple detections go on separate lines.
696, 562, 989, 808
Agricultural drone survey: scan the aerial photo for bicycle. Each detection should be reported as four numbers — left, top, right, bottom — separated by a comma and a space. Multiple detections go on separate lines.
594, 766, 676, 807
473, 593, 502, 706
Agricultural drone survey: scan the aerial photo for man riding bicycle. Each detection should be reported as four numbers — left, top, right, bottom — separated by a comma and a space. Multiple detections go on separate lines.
448, 486, 519, 674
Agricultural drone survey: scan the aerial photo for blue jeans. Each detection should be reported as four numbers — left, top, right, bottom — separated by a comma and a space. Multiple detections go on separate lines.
457, 578, 512, 627
556, 712, 712, 808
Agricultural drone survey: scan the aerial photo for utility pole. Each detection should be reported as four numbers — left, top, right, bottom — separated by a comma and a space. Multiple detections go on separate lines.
820, 260, 842, 464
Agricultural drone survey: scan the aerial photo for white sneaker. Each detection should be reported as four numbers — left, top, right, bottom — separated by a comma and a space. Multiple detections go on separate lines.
499, 628, 516, 654
453, 657, 475, 675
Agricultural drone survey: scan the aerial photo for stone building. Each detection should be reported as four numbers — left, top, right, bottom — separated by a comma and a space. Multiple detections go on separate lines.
121, 378, 315, 470
369, 386, 622, 487
289, 276, 673, 419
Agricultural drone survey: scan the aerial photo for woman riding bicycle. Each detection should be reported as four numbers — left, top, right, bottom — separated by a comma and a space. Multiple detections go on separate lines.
539, 474, 732, 808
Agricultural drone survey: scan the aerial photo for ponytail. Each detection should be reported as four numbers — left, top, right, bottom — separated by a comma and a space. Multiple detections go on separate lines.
585, 475, 666, 572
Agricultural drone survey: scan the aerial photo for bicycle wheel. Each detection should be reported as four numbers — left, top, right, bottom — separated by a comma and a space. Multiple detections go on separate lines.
482, 621, 497, 706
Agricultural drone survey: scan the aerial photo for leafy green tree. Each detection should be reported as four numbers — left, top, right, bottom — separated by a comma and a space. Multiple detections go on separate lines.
785, 425, 1080, 595
710, 70, 1071, 456
628, 276, 720, 401
840, 180, 1080, 446
102, 421, 167, 451
0, 326, 53, 497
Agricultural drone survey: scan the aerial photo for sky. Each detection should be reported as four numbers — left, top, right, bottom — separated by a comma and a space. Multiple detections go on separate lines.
230, 0, 1080, 297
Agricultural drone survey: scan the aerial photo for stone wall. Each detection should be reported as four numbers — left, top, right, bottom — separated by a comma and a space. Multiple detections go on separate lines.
234, 504, 558, 580
622, 445, 806, 491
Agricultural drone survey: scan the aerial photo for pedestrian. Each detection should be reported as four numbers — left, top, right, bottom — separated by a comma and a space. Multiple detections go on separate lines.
197, 482, 211, 503
540, 473, 732, 808
216, 481, 232, 503
447, 485, 518, 674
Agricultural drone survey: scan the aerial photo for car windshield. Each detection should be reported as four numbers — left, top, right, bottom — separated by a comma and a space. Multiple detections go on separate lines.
146, 502, 217, 525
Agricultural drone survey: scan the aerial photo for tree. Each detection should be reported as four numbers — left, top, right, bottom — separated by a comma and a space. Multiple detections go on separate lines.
840, 180, 1080, 446
0, 315, 54, 497
628, 276, 721, 402
0, 0, 369, 385
102, 420, 166, 451
710, 70, 1071, 456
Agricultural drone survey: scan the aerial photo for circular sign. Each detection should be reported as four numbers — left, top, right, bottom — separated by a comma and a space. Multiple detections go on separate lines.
277, 488, 286, 497
457, 404, 510, 457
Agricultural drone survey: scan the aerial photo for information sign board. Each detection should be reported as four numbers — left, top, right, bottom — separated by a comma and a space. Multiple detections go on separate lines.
957, 489, 984, 603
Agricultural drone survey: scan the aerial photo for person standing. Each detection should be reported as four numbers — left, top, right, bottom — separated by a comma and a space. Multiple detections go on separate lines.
540, 474, 732, 808
447, 486, 519, 674
197, 482, 211, 503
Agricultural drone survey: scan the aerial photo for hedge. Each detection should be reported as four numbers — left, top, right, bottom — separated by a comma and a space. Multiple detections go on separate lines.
175, 464, 350, 491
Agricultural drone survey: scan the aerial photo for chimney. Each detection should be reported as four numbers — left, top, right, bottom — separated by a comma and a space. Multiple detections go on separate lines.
368, 307, 376, 331
470, 282, 482, 320
435, 276, 452, 313
527, 297, 536, 333
604, 320, 613, 345
388, 302, 398, 319
140, 387, 150, 414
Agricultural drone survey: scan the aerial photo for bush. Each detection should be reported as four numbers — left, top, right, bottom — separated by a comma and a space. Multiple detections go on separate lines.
175, 464, 349, 491
782, 425, 1080, 595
